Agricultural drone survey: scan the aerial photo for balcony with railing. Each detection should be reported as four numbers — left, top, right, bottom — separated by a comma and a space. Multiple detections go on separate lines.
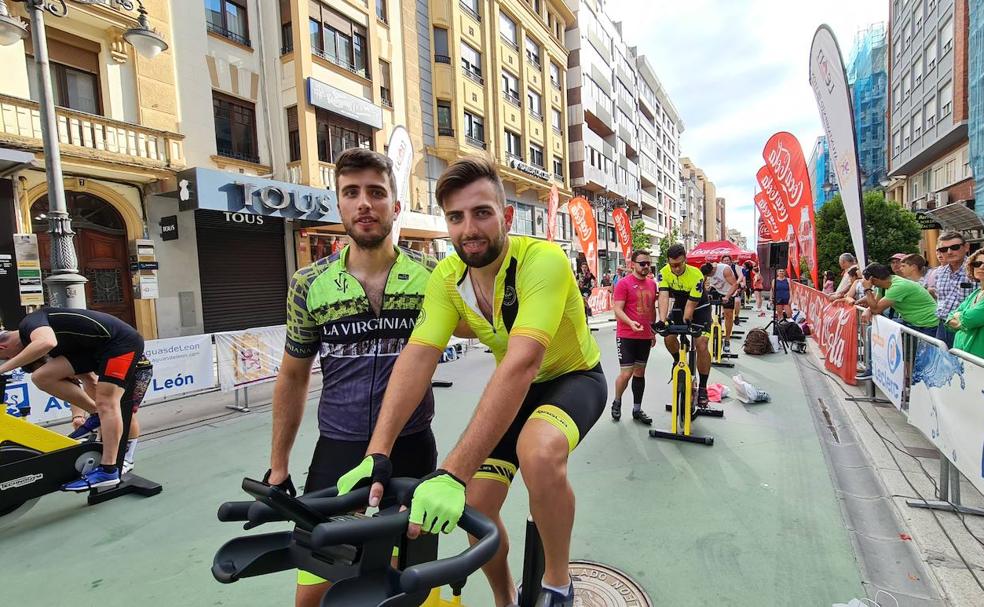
287, 161, 337, 190
207, 21, 251, 47
0, 94, 184, 171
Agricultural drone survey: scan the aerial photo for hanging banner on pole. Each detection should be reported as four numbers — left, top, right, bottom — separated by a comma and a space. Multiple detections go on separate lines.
546, 184, 559, 242
387, 126, 414, 244
755, 165, 799, 277
611, 207, 632, 260
753, 191, 780, 240
762, 132, 818, 287
810, 25, 867, 264
568, 196, 599, 280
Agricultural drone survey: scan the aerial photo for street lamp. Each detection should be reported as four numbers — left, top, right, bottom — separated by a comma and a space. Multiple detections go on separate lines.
0, 0, 168, 308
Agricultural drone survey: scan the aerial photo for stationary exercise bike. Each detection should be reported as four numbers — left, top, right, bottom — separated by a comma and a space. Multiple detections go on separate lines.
0, 373, 161, 519
213, 477, 500, 606
708, 297, 738, 369
214, 476, 611, 607
650, 324, 724, 446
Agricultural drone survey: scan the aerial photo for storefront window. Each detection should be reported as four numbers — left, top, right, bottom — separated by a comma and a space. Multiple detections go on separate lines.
315, 108, 374, 163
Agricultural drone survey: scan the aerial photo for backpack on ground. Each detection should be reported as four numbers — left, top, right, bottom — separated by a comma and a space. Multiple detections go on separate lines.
778, 319, 806, 344
743, 328, 772, 355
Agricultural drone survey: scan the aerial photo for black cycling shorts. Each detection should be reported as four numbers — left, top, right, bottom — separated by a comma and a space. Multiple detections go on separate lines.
477, 364, 606, 488
616, 337, 652, 367
304, 429, 438, 493
64, 334, 145, 389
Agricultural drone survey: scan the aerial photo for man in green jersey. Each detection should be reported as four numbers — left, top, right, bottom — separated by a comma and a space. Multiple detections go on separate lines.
861, 263, 940, 336
263, 148, 439, 607
337, 157, 606, 607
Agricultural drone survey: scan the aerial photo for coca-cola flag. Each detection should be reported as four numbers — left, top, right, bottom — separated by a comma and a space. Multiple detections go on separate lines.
810, 25, 867, 265
762, 132, 818, 287
611, 207, 632, 261
755, 165, 799, 276
753, 191, 780, 240
568, 196, 599, 281
546, 184, 559, 242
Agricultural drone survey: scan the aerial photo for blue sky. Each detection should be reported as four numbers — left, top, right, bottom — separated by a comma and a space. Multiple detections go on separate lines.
607, 0, 888, 242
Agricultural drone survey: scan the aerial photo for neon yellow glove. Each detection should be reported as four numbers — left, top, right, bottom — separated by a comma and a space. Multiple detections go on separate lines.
336, 453, 392, 496
409, 470, 467, 534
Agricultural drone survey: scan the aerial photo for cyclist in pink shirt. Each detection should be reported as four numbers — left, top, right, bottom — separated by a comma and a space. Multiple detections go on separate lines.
611, 250, 658, 424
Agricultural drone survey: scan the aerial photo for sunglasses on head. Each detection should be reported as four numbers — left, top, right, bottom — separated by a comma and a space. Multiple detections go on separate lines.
937, 243, 965, 253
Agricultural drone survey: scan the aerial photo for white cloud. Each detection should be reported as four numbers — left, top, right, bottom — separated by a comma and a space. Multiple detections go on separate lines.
607, 0, 887, 245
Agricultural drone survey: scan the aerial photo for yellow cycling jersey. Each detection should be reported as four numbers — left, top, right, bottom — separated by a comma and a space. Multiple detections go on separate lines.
409, 236, 601, 383
657, 263, 708, 309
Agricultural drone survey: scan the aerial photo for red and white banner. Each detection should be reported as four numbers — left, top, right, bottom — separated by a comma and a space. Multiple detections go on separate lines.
763, 132, 818, 287
588, 286, 614, 314
790, 281, 857, 385
753, 191, 780, 240
756, 165, 800, 278
611, 207, 633, 261
568, 196, 599, 281
546, 184, 559, 242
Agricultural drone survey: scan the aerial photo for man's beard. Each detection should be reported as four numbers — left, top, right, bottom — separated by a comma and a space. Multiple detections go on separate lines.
342, 215, 393, 250
456, 231, 506, 268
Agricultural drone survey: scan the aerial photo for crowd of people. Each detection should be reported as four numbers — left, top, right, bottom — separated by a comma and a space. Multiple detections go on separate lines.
825, 232, 983, 357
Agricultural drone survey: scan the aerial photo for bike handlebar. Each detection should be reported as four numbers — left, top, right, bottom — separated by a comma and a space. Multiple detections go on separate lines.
654, 323, 707, 337
398, 509, 500, 593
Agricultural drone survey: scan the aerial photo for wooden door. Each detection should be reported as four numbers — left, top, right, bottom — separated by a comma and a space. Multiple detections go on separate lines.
35, 229, 135, 327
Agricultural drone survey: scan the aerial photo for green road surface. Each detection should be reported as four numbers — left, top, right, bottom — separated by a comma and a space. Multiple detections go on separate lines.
0, 321, 864, 606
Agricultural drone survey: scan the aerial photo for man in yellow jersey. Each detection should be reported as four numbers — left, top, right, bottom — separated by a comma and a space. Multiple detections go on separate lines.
336, 157, 605, 607
655, 244, 714, 408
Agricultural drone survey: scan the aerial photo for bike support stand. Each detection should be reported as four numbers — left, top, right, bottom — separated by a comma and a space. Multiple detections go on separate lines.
88, 391, 162, 506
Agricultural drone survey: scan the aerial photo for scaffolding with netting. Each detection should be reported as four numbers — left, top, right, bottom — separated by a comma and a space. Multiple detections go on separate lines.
847, 23, 888, 191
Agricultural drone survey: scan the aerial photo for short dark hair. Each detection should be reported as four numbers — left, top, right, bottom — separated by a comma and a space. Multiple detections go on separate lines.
863, 262, 893, 280
667, 243, 687, 260
335, 148, 398, 198
630, 249, 650, 262
901, 254, 927, 271
435, 156, 505, 208
700, 262, 714, 276
938, 231, 966, 245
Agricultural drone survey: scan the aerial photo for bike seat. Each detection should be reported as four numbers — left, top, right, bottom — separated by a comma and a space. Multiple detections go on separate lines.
213, 477, 499, 607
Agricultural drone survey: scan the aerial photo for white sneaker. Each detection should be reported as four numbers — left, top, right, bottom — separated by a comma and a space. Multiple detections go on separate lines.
122, 459, 134, 475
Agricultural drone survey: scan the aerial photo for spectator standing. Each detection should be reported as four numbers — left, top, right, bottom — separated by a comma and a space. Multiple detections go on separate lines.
860, 263, 939, 337
898, 254, 931, 287
822, 271, 837, 294
752, 266, 765, 316
889, 253, 907, 275
945, 250, 984, 357
773, 268, 792, 319
931, 232, 974, 347
578, 262, 596, 297
828, 253, 859, 301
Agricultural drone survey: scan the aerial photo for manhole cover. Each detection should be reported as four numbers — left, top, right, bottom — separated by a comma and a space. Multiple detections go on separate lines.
570, 560, 653, 606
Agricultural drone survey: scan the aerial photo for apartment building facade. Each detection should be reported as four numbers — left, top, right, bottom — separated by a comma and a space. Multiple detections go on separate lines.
678, 159, 705, 249
887, 0, 977, 245
418, 0, 576, 264
566, 0, 683, 272
0, 0, 182, 337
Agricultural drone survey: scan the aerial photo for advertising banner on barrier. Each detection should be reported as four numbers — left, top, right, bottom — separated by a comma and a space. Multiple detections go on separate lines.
143, 335, 216, 404
3, 334, 218, 424
908, 344, 984, 495
214, 325, 288, 392
3, 369, 74, 424
820, 301, 858, 385
870, 316, 905, 409
588, 287, 613, 315
790, 281, 857, 385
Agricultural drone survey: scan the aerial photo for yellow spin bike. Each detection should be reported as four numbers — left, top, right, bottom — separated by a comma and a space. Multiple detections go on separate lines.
708, 297, 738, 369
649, 324, 723, 445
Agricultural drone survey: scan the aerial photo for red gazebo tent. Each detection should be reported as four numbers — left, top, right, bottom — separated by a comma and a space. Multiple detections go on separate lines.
687, 240, 758, 267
